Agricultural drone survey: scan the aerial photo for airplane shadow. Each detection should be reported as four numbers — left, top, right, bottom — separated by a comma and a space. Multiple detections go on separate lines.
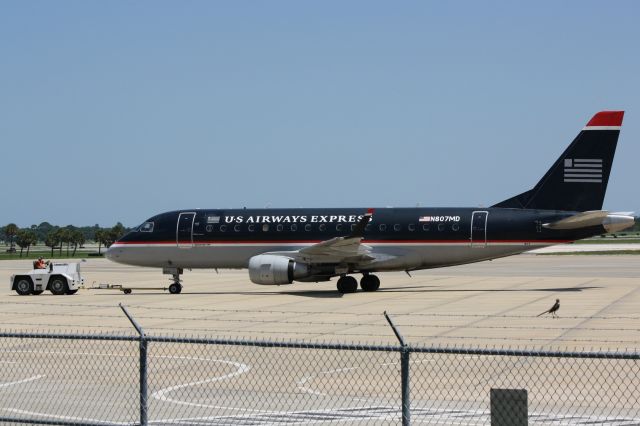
27, 285, 600, 299
377, 286, 601, 294
78, 290, 346, 298
183, 285, 601, 298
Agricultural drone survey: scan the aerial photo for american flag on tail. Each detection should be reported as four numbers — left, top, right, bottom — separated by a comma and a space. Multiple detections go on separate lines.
564, 158, 603, 183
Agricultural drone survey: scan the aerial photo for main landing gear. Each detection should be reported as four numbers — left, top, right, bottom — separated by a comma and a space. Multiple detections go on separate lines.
163, 267, 183, 294
336, 274, 381, 294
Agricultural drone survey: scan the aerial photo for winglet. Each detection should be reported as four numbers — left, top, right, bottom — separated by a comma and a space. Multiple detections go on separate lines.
348, 209, 374, 239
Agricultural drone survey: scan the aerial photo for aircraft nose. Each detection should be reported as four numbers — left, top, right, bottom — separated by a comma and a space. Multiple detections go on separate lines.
104, 245, 121, 262
104, 246, 114, 260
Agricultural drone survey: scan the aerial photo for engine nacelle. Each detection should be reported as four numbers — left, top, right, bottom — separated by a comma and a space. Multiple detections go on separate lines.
248, 254, 310, 285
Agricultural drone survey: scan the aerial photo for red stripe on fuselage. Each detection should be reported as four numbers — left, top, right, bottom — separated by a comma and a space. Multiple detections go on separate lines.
112, 239, 573, 245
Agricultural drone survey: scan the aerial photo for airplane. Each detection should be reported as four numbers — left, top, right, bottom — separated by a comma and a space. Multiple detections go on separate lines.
106, 111, 635, 294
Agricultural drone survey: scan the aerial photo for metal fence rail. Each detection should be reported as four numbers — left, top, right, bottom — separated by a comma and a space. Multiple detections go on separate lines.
0, 318, 638, 425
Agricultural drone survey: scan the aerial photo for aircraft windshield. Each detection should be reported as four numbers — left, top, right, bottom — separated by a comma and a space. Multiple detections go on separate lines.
139, 222, 154, 233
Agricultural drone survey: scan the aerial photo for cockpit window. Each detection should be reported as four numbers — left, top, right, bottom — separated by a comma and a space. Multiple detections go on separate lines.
140, 222, 154, 233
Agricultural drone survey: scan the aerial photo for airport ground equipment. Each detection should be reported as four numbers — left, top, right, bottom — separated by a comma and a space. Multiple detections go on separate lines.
89, 283, 168, 294
10, 262, 84, 295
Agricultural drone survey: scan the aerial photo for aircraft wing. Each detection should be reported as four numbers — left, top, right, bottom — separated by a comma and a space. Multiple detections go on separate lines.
266, 209, 377, 264
295, 236, 374, 263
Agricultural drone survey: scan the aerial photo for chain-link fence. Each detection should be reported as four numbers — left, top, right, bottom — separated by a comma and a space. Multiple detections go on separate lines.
0, 316, 638, 425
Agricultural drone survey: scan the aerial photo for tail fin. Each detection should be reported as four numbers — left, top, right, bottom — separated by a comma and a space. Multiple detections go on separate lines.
493, 111, 624, 211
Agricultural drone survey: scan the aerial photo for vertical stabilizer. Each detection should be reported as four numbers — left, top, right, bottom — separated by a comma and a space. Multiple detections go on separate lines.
493, 111, 624, 211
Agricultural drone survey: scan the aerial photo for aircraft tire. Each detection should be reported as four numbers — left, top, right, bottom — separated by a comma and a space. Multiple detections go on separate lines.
15, 278, 33, 296
31, 290, 44, 295
337, 276, 357, 294
360, 275, 380, 292
169, 283, 182, 294
49, 277, 68, 295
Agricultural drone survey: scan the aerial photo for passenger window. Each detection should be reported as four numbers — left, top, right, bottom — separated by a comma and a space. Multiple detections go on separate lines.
336, 224, 343, 231
305, 224, 312, 231
220, 225, 227, 232
452, 224, 459, 231
276, 224, 283, 232
379, 224, 387, 231
206, 225, 213, 233
262, 224, 269, 232
248, 224, 255, 232
351, 224, 357, 231
394, 224, 401, 231
365, 224, 371, 231
291, 224, 298, 231
140, 222, 154, 233
408, 224, 415, 232
422, 224, 430, 231
234, 225, 241, 232
438, 224, 445, 231
319, 224, 326, 231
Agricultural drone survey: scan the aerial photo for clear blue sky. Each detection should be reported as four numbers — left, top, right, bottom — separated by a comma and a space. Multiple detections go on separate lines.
2, 1, 639, 227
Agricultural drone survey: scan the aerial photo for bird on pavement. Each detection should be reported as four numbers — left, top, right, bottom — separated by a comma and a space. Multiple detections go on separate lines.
537, 299, 560, 318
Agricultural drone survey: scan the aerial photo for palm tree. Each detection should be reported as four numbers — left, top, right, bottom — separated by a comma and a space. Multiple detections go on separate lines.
71, 230, 84, 256
95, 229, 105, 255
111, 223, 126, 241
103, 223, 126, 248
4, 223, 18, 252
15, 229, 29, 257
24, 230, 37, 256
45, 230, 61, 257
57, 228, 72, 256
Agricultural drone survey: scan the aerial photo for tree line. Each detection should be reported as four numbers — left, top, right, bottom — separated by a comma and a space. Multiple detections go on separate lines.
1, 222, 129, 257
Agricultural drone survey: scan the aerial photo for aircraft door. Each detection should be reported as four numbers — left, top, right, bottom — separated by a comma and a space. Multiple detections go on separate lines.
176, 212, 196, 248
470, 211, 488, 248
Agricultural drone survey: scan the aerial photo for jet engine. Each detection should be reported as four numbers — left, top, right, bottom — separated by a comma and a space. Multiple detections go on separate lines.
248, 254, 310, 285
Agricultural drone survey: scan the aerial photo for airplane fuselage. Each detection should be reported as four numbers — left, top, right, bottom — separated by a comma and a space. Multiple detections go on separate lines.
107, 207, 600, 271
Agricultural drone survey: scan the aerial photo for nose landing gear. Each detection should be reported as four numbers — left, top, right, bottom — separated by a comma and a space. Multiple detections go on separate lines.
168, 281, 183, 294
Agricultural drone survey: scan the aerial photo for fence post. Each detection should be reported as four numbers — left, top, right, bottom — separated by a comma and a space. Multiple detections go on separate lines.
120, 303, 148, 426
385, 311, 410, 426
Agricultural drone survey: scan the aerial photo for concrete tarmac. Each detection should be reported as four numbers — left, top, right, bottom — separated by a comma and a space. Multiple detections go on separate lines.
0, 255, 638, 350
0, 255, 638, 425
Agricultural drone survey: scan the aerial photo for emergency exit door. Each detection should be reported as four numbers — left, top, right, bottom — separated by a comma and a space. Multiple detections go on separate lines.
177, 212, 196, 248
471, 211, 488, 248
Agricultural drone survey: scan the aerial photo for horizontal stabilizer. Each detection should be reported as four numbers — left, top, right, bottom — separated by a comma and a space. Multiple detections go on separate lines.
543, 211, 609, 230
543, 211, 635, 232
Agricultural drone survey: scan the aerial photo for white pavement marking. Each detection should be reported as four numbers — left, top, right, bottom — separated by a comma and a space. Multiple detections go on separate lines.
298, 359, 435, 397
1, 408, 134, 425
0, 375, 45, 389
151, 359, 253, 411
0, 350, 254, 418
